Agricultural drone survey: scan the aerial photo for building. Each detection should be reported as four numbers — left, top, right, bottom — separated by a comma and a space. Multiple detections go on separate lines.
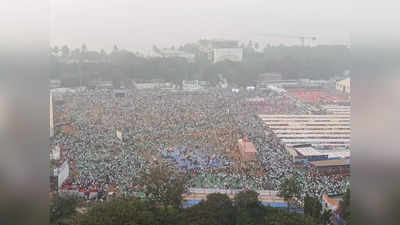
287, 144, 350, 166
322, 149, 351, 159
298, 79, 334, 89
322, 105, 351, 115
87, 80, 113, 89
212, 48, 243, 63
50, 145, 61, 160
198, 80, 211, 88
198, 39, 239, 52
133, 81, 175, 90
309, 159, 350, 175
50, 160, 70, 191
258, 73, 282, 82
292, 145, 329, 162
259, 114, 351, 149
113, 89, 129, 97
197, 39, 242, 63
182, 80, 201, 90
156, 49, 195, 62
257, 80, 298, 89
237, 138, 257, 161
184, 188, 286, 209
50, 79, 61, 89
336, 78, 350, 94
287, 88, 349, 104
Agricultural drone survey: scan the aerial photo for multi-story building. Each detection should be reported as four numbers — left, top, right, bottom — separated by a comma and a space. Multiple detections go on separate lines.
336, 78, 350, 94
198, 39, 243, 63
157, 49, 195, 63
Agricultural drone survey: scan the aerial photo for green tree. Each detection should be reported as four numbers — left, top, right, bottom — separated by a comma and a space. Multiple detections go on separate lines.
234, 190, 264, 225
50, 194, 80, 225
50, 43, 350, 87
321, 209, 332, 225
155, 206, 181, 225
304, 195, 322, 222
182, 193, 235, 225
205, 193, 236, 225
265, 209, 318, 225
140, 165, 186, 208
279, 176, 301, 212
338, 187, 351, 224
73, 198, 157, 225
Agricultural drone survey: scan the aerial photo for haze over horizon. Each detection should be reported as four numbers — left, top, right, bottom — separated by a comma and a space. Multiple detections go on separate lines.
51, 0, 351, 53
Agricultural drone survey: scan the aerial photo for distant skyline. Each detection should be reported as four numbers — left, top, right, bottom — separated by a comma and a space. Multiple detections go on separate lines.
51, 0, 351, 54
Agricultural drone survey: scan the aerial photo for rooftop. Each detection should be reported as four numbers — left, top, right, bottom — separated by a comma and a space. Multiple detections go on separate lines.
310, 159, 350, 167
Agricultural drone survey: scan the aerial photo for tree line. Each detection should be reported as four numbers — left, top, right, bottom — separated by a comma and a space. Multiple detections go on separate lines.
51, 166, 341, 225
50, 42, 350, 87
51, 191, 323, 225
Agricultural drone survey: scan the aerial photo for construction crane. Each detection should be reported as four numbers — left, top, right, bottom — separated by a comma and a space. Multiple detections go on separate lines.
260, 33, 317, 47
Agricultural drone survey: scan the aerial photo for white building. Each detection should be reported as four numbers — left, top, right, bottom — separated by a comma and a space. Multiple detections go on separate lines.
197, 39, 242, 63
157, 49, 195, 63
50, 80, 61, 88
212, 48, 243, 63
133, 81, 174, 90
182, 80, 201, 90
50, 145, 61, 160
259, 114, 351, 149
53, 161, 69, 188
336, 78, 350, 94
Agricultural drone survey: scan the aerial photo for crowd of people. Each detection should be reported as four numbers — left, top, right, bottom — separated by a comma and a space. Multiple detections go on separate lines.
51, 87, 348, 201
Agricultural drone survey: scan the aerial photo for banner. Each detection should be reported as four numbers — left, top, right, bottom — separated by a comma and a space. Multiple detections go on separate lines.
57, 161, 69, 188
116, 130, 123, 141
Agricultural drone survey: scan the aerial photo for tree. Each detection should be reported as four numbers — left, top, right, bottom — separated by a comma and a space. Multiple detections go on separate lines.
265, 209, 318, 225
234, 190, 265, 225
182, 193, 235, 225
154, 206, 181, 225
50, 43, 351, 87
61, 45, 70, 58
50, 194, 80, 225
100, 49, 106, 57
304, 195, 322, 223
81, 44, 87, 54
73, 198, 157, 225
279, 176, 301, 212
52, 46, 60, 56
71, 48, 81, 60
321, 209, 332, 225
113, 45, 119, 52
152, 45, 161, 54
79, 44, 88, 61
338, 187, 351, 224
247, 40, 253, 49
234, 190, 259, 210
205, 193, 236, 225
99, 49, 107, 62
140, 165, 186, 208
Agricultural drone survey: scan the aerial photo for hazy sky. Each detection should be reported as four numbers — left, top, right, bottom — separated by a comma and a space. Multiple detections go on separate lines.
51, 0, 351, 53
